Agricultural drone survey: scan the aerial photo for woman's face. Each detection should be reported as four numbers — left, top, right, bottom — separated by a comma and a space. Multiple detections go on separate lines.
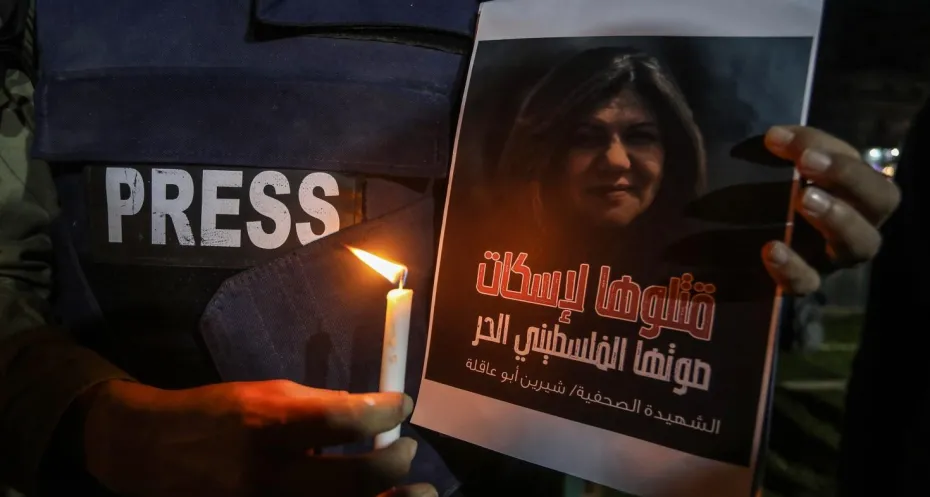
556, 88, 665, 228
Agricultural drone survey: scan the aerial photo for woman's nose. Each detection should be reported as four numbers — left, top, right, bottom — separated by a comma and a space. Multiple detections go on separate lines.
603, 135, 633, 170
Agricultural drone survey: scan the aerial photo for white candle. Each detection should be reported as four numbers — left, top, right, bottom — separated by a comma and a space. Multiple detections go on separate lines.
374, 286, 413, 449
346, 246, 414, 449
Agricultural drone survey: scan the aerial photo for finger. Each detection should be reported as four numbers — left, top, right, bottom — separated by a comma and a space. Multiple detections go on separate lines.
379, 483, 439, 497
765, 125, 902, 225
258, 379, 351, 398
796, 186, 882, 266
762, 241, 821, 295
764, 125, 860, 162
272, 437, 419, 497
282, 392, 414, 448
795, 149, 900, 226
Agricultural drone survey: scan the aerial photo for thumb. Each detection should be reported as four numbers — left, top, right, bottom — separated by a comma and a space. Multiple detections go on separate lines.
276, 391, 414, 449
379, 483, 439, 497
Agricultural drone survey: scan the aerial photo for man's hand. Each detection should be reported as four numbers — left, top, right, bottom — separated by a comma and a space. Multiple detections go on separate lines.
82, 379, 436, 497
761, 125, 901, 294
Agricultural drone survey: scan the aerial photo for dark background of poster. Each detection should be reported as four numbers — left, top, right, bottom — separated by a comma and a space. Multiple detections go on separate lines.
425, 36, 813, 467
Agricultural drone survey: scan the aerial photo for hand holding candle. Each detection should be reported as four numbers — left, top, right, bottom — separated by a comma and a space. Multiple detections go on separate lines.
348, 247, 413, 449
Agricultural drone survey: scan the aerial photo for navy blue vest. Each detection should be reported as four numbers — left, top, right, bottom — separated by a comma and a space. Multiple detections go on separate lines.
34, 2, 576, 495
35, 0, 468, 384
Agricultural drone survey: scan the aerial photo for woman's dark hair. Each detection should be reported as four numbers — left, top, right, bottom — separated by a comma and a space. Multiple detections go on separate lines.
495, 47, 706, 231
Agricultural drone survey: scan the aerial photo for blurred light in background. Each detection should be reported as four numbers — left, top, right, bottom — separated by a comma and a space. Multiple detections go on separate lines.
862, 147, 899, 178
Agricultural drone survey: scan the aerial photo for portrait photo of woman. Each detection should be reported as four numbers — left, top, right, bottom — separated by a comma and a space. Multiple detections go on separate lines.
490, 47, 706, 262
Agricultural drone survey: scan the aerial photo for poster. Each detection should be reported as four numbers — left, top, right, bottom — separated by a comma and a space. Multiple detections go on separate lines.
412, 1, 823, 495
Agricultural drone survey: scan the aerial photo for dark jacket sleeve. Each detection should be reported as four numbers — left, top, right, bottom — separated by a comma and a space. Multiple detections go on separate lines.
0, 68, 133, 495
837, 101, 928, 497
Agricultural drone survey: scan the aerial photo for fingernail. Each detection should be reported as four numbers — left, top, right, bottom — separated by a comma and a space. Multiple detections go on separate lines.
767, 126, 795, 148
402, 395, 414, 417
416, 487, 439, 497
365, 392, 410, 414
407, 439, 419, 459
802, 187, 832, 217
407, 485, 438, 497
767, 242, 789, 266
799, 149, 831, 174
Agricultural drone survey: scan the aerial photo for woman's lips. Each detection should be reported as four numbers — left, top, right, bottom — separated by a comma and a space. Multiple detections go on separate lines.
586, 183, 637, 203
588, 184, 635, 194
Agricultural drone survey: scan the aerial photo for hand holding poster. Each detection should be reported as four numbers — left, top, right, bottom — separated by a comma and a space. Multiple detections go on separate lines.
412, 1, 823, 495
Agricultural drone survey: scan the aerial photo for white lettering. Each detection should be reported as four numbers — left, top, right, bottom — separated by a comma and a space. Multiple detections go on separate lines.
105, 167, 144, 243
201, 170, 243, 247
151, 169, 195, 246
246, 171, 292, 250
297, 172, 341, 245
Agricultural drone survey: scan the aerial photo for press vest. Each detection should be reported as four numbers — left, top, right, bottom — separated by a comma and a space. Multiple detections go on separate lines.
31, 0, 491, 495
34, 2, 591, 495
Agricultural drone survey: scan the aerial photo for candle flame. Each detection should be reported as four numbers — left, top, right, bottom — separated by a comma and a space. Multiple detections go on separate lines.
347, 246, 407, 287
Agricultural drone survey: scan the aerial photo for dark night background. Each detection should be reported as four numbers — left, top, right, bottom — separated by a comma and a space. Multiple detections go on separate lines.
807, 0, 929, 149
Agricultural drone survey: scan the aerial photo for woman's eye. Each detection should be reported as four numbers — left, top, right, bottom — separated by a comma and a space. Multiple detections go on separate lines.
624, 129, 660, 145
569, 125, 609, 148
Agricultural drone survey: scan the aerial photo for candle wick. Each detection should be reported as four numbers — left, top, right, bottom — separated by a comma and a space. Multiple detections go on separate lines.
398, 268, 408, 290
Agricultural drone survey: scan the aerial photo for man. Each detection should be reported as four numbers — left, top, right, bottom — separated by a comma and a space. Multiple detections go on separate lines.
1, 1, 902, 496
